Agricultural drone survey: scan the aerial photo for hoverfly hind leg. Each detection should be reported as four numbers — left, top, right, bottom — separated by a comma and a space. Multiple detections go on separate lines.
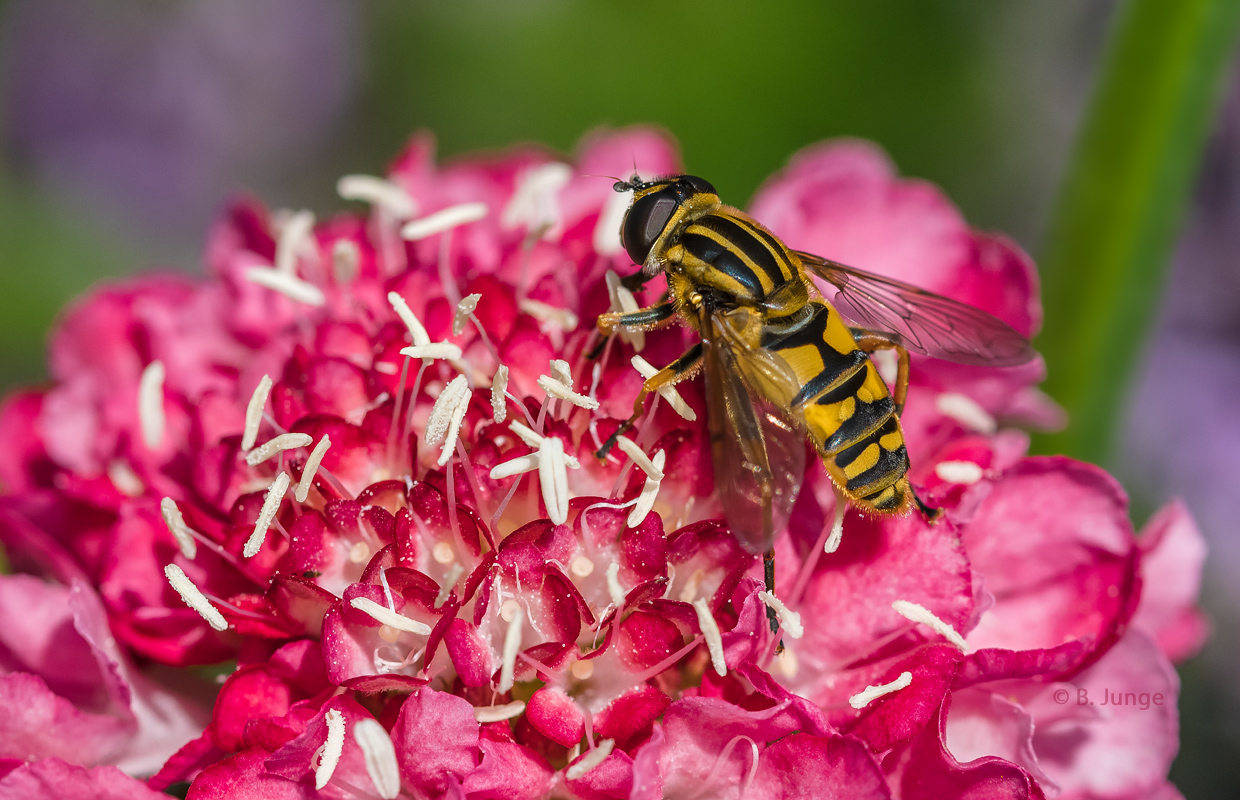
914, 490, 943, 524
594, 343, 703, 460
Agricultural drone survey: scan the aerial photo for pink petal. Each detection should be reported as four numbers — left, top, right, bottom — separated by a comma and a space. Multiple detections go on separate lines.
748, 733, 889, 800
1132, 499, 1209, 661
390, 687, 481, 796
0, 758, 168, 800
525, 686, 584, 748
461, 739, 553, 800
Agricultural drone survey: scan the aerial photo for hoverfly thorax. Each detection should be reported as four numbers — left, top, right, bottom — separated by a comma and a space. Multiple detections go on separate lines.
617, 175, 718, 268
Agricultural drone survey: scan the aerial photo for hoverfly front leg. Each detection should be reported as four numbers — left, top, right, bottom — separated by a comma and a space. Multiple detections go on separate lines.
849, 328, 911, 416
596, 343, 702, 458
587, 301, 677, 360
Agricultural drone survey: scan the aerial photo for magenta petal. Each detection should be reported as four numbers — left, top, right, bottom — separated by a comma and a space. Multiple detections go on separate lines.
594, 686, 672, 752
0, 758, 169, 800
0, 674, 133, 765
1132, 499, 1209, 661
390, 687, 481, 796
444, 618, 493, 687
185, 747, 309, 800
748, 734, 889, 800
525, 686, 585, 748
210, 666, 292, 752
461, 739, 553, 800
565, 749, 634, 800
843, 644, 964, 752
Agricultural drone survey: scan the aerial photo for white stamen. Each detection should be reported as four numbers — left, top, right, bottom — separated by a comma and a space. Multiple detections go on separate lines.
604, 270, 645, 351
138, 360, 166, 449
435, 562, 464, 608
107, 460, 144, 497
425, 376, 471, 448
679, 568, 706, 604
498, 607, 523, 693
935, 460, 984, 485
614, 437, 664, 481
164, 564, 228, 631
400, 202, 488, 240
825, 489, 847, 554
275, 209, 315, 275
337, 174, 418, 219
315, 709, 345, 789
245, 267, 326, 306
550, 359, 573, 389
474, 701, 527, 724
935, 393, 997, 435
244, 472, 290, 558
374, 362, 399, 376
502, 162, 572, 236
594, 188, 633, 255
489, 453, 541, 480
570, 555, 595, 578
849, 671, 913, 709
387, 292, 431, 346
242, 375, 274, 451
454, 293, 481, 336
350, 597, 432, 635
160, 497, 198, 559
436, 393, 471, 467
756, 590, 804, 639
490, 365, 510, 423
519, 299, 579, 332
246, 432, 313, 466
537, 436, 571, 525
353, 717, 401, 800
537, 375, 599, 411
627, 450, 665, 528
892, 600, 967, 650
295, 435, 332, 503
631, 356, 696, 421
566, 739, 615, 781
400, 343, 463, 361
693, 598, 727, 677
332, 240, 359, 284
605, 561, 626, 608
508, 421, 544, 449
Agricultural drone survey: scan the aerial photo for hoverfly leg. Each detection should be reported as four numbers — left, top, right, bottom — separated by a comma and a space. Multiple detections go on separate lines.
850, 328, 911, 416
914, 491, 943, 525
596, 301, 676, 336
595, 343, 703, 459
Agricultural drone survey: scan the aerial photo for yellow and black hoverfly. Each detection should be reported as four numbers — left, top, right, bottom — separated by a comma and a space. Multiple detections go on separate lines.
595, 174, 1033, 610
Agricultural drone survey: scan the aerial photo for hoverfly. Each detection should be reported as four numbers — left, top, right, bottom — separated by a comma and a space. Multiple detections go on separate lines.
594, 174, 1033, 616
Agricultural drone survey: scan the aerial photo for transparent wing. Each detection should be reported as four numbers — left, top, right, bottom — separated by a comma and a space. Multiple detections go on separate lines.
794, 251, 1035, 366
701, 307, 806, 555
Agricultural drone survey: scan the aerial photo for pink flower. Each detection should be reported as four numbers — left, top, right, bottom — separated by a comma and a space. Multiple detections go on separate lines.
0, 129, 1205, 798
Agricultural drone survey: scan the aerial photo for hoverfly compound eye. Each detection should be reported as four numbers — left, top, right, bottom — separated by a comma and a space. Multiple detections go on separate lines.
621, 190, 679, 267
681, 175, 716, 195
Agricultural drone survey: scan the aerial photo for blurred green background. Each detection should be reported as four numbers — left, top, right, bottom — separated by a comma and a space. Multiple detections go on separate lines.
2, 0, 1239, 796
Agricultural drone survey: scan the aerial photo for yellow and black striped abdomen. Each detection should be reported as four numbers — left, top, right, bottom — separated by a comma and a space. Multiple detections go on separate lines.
677, 209, 802, 306
761, 301, 912, 513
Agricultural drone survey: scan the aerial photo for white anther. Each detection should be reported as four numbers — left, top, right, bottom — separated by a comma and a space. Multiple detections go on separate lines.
570, 555, 595, 578
435, 562, 464, 608
401, 202, 488, 240
160, 497, 198, 559
337, 174, 418, 219
275, 209, 315, 275
605, 561, 627, 608
935, 460, 984, 485
242, 374, 273, 451
508, 421, 545, 448
138, 360, 166, 449
538, 436, 571, 525
604, 270, 645, 351
498, 607, 523, 693
537, 375, 599, 411
350, 597, 433, 635
244, 472, 290, 558
550, 359, 573, 389
503, 162, 572, 237
245, 267, 326, 306
332, 240, 360, 284
566, 739, 615, 781
756, 591, 804, 639
849, 671, 913, 709
935, 393, 997, 435
437, 392, 471, 468
491, 365, 510, 424
892, 600, 967, 650
614, 437, 664, 481
107, 460, 144, 497
489, 454, 541, 480
353, 717, 401, 800
400, 343, 463, 361
474, 701, 527, 724
453, 293, 481, 336
315, 709, 345, 789
627, 449, 665, 528
425, 375, 471, 449
246, 432, 313, 466
295, 435, 332, 503
519, 299, 579, 332
164, 564, 227, 631
594, 188, 633, 255
825, 488, 847, 554
387, 291, 431, 346
693, 598, 727, 677
631, 356, 697, 421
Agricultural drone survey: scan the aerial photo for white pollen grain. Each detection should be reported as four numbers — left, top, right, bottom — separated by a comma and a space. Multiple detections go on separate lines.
425, 375, 471, 448
849, 671, 913, 709
160, 497, 198, 559
332, 240, 360, 284
631, 356, 696, 421
538, 436, 571, 525
400, 342, 462, 361
519, 298, 579, 332
138, 360, 166, 449
614, 436, 664, 481
935, 393, 997, 435
474, 701, 527, 724
164, 564, 228, 631
935, 460, 985, 485
275, 209, 315, 275
353, 717, 401, 800
387, 291, 431, 346
627, 450, 665, 528
245, 267, 326, 306
498, 607, 523, 693
350, 597, 432, 635
756, 590, 804, 639
491, 365, 510, 423
537, 375, 599, 410
315, 709, 345, 789
605, 561, 627, 609
245, 472, 290, 558
337, 174, 417, 219
400, 202, 488, 240
693, 598, 727, 677
242, 374, 273, 451
595, 188, 633, 255
295, 435, 332, 503
246, 432, 313, 466
566, 739, 615, 781
892, 600, 968, 650
454, 293, 481, 336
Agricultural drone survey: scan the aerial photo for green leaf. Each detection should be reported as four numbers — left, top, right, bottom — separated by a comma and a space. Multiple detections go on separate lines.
1033, 0, 1240, 464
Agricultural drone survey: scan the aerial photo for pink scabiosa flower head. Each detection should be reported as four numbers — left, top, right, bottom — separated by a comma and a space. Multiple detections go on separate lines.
0, 129, 1206, 799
